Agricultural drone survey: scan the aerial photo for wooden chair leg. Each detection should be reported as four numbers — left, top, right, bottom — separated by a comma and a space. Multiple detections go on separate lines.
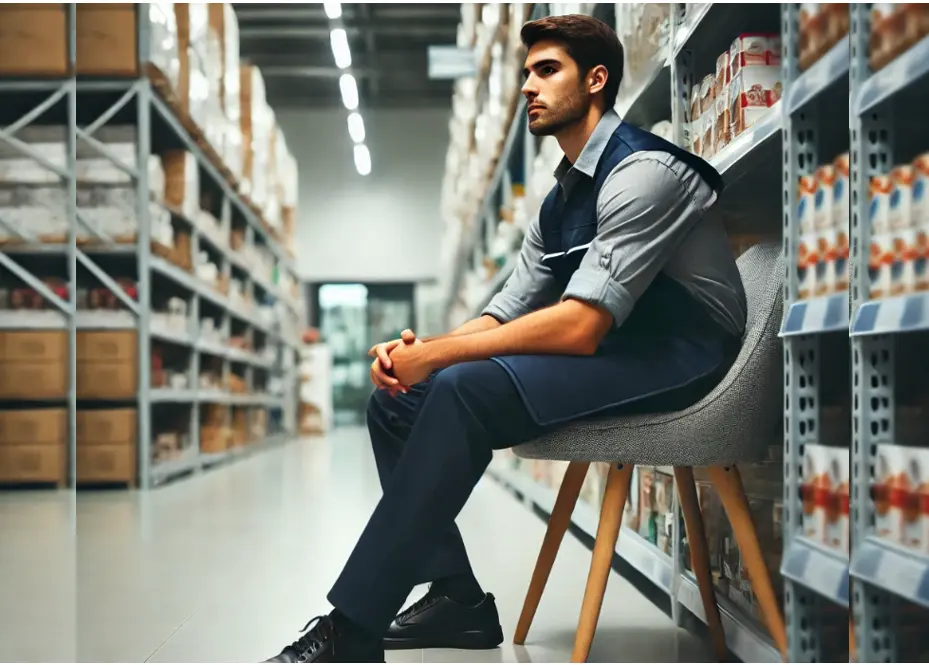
849, 617, 856, 662
674, 467, 727, 661
571, 463, 634, 663
707, 465, 788, 658
514, 461, 590, 645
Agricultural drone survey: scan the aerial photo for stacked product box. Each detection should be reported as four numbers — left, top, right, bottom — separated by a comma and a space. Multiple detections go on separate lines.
0, 127, 68, 246
76, 331, 139, 400
0, 407, 67, 488
798, 4, 850, 71
796, 153, 851, 301
75, 2, 180, 89
872, 405, 929, 555
869, 155, 929, 300
688, 34, 782, 160
869, 4, 929, 72
0, 4, 69, 76
0, 332, 68, 402
76, 409, 138, 486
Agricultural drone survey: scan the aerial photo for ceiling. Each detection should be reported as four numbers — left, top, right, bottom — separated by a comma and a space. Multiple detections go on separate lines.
233, 3, 462, 110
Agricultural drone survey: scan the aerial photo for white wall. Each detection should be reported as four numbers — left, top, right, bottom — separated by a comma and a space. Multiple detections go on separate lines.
277, 107, 451, 284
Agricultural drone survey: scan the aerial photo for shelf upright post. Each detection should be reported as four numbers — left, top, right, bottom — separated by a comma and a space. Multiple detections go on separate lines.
190, 210, 202, 467
849, 4, 898, 661
67, 2, 78, 492
779, 6, 832, 661
136, 4, 154, 490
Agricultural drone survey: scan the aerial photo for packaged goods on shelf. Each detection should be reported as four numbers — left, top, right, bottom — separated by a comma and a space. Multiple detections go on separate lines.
615, 3, 670, 100
0, 331, 67, 400
161, 150, 200, 219
208, 3, 241, 126
153, 429, 191, 464
0, 127, 68, 245
870, 4, 929, 72
76, 2, 180, 88
798, 4, 850, 72
868, 159, 929, 300
800, 444, 849, 552
0, 4, 68, 76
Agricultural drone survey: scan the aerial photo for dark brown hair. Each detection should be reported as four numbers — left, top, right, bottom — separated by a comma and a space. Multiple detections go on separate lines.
520, 14, 625, 108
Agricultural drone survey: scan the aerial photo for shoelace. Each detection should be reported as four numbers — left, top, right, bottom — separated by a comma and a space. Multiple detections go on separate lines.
396, 591, 441, 624
289, 615, 335, 662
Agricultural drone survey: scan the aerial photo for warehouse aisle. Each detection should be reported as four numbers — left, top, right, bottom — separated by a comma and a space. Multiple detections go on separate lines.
30, 428, 709, 663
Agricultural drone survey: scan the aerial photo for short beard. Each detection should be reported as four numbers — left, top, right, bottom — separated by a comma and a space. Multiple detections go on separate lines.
528, 87, 590, 137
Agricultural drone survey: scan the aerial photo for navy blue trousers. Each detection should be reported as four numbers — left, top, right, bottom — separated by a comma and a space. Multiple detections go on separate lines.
327, 360, 550, 635
326, 347, 735, 636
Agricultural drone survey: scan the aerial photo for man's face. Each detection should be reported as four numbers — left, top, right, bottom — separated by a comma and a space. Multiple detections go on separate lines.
521, 40, 591, 136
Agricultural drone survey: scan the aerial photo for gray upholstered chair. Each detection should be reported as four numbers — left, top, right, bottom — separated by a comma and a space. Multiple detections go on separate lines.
511, 243, 788, 663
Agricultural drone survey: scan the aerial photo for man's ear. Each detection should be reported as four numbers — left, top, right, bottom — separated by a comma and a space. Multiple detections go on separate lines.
588, 64, 608, 96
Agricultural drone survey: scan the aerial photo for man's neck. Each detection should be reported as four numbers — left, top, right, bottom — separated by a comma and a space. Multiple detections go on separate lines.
557, 107, 605, 164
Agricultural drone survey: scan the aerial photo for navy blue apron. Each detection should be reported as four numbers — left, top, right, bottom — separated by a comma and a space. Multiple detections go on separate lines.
490, 122, 740, 427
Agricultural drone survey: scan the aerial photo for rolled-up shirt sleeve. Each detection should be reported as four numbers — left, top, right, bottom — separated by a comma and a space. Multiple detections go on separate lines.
562, 153, 713, 328
482, 211, 561, 323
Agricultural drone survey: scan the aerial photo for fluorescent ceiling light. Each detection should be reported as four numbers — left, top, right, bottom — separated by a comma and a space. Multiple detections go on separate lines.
354, 144, 371, 176
339, 74, 359, 110
323, 2, 342, 19
330, 28, 352, 69
347, 112, 365, 143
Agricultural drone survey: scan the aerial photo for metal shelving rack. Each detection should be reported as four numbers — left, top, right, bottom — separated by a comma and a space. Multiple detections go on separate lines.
72, 7, 303, 489
849, 4, 929, 662
0, 5, 78, 488
776, 5, 852, 663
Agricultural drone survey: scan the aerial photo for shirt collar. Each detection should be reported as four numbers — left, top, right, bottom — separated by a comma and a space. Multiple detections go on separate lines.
553, 109, 622, 182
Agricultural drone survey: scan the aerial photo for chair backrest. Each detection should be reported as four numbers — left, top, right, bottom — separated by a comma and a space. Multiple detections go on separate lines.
686, 242, 785, 461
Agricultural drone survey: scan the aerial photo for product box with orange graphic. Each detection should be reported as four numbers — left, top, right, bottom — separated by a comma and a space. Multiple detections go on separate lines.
890, 165, 917, 295
815, 164, 838, 296
912, 153, 929, 292
873, 443, 913, 545
801, 444, 838, 544
833, 153, 851, 293
797, 175, 819, 300
869, 174, 895, 300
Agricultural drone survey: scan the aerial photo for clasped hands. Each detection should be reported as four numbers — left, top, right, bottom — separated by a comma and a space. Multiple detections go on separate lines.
369, 328, 434, 396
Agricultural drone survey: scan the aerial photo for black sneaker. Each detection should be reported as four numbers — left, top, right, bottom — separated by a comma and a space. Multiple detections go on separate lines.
383, 591, 504, 651
264, 616, 385, 663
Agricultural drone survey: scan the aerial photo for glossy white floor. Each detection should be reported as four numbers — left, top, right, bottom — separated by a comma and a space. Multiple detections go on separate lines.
1, 427, 711, 663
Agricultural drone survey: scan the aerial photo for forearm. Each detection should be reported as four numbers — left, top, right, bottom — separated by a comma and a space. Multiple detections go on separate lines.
421, 300, 610, 370
421, 314, 501, 343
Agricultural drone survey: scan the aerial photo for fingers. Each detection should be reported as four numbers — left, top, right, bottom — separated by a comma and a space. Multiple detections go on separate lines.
400, 328, 416, 343
370, 359, 399, 390
376, 343, 393, 370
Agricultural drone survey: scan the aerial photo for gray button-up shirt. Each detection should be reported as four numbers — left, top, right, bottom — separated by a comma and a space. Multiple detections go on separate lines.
482, 110, 747, 337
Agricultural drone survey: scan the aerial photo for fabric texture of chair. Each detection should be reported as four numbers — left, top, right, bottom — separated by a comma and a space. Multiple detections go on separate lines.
512, 242, 784, 467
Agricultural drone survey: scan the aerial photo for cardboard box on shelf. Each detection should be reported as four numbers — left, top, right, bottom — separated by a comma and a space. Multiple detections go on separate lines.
201, 425, 230, 454
77, 330, 136, 362
76, 331, 138, 399
0, 409, 67, 446
0, 5, 69, 76
799, 4, 850, 71
0, 336, 68, 400
0, 443, 65, 486
76, 2, 180, 87
0, 331, 67, 362
161, 150, 200, 218
77, 409, 137, 447
77, 444, 136, 485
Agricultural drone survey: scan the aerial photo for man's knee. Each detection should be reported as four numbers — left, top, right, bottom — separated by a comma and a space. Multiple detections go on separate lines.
428, 361, 503, 409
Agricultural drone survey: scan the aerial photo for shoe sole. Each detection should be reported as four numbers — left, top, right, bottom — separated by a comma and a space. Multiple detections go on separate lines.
382, 627, 504, 651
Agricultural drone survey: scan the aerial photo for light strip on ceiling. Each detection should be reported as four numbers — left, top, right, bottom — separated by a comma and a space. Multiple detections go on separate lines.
325, 5, 370, 175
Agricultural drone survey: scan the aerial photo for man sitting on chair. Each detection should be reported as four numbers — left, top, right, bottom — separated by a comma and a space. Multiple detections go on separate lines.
265, 14, 745, 664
